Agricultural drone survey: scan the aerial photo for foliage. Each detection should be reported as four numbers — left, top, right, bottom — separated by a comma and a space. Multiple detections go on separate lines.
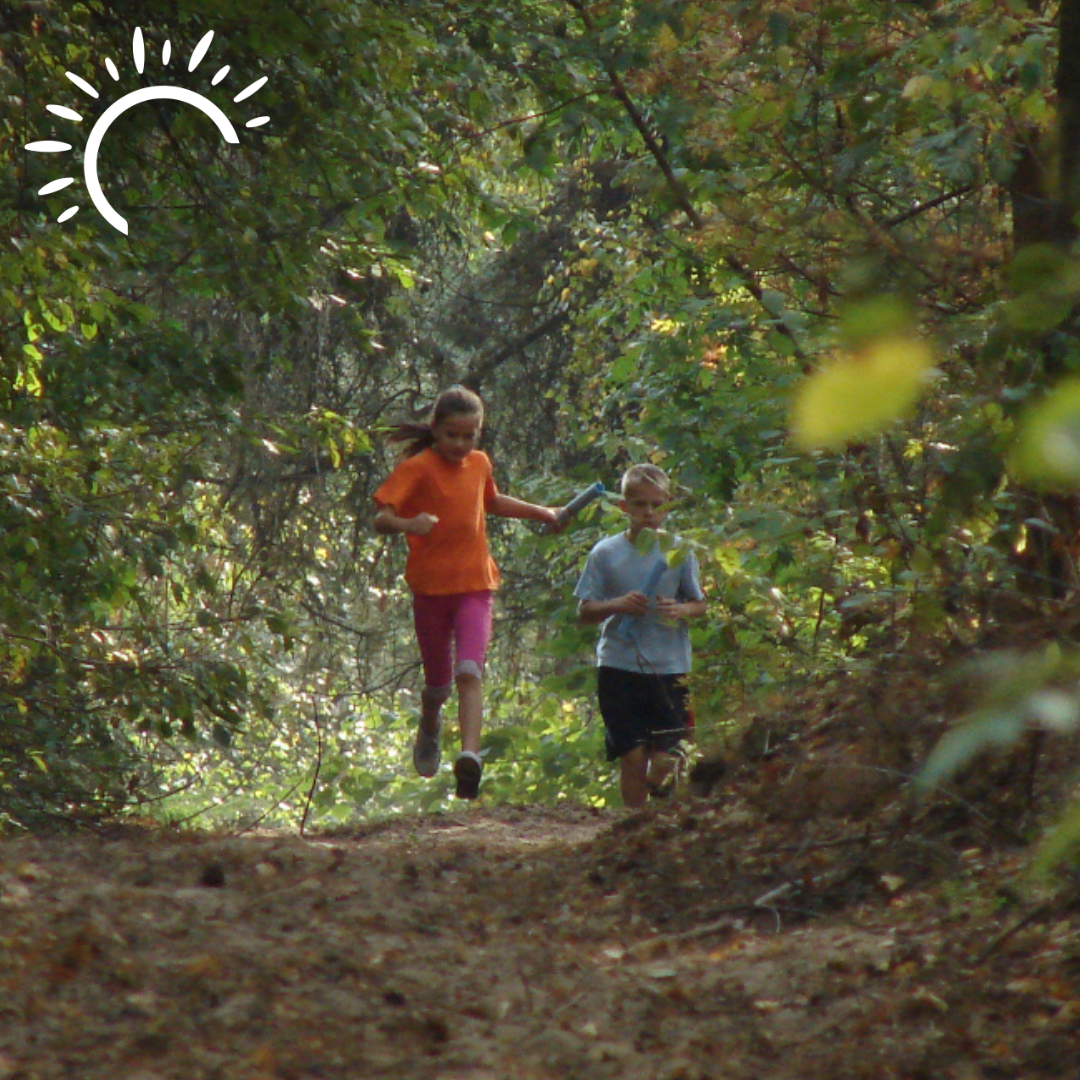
3, 0, 1080, 836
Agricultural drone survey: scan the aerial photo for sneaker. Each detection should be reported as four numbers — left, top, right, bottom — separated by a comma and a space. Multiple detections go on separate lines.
453, 751, 483, 800
647, 746, 686, 799
412, 721, 442, 778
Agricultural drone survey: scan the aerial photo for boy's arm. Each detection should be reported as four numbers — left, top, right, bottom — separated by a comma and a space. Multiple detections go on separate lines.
578, 593, 650, 625
655, 552, 707, 622
488, 493, 561, 530
655, 596, 707, 622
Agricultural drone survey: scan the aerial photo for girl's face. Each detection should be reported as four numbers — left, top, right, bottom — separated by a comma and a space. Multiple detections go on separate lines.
432, 411, 482, 463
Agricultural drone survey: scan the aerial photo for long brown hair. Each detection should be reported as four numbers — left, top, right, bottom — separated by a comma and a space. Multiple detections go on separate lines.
387, 386, 485, 458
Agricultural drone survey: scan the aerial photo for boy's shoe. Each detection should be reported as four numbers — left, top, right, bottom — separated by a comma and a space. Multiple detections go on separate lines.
412, 720, 442, 778
453, 751, 483, 800
647, 774, 676, 799
647, 745, 686, 799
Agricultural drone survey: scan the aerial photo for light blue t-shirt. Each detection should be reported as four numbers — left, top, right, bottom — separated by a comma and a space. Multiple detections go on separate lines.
574, 532, 704, 675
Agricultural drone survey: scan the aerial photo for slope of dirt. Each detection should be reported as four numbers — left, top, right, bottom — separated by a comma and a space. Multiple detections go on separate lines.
2, 784, 1080, 1080
5, 625, 1080, 1079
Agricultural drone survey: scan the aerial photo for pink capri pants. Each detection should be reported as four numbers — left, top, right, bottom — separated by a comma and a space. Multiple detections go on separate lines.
412, 590, 494, 692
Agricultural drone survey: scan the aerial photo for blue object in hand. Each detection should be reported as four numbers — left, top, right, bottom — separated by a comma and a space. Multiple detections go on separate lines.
545, 481, 605, 533
615, 555, 666, 641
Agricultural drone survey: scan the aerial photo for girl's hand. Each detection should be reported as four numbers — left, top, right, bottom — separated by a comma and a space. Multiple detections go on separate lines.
405, 513, 439, 536
537, 506, 564, 533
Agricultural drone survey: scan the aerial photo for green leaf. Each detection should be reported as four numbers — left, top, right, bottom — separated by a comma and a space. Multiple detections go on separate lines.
914, 708, 1026, 794
635, 528, 658, 555
1003, 245, 1080, 334
1033, 799, 1080, 879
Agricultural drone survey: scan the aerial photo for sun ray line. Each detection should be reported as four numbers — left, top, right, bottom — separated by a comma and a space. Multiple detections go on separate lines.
133, 27, 145, 74
47, 104, 83, 123
233, 76, 267, 103
65, 72, 99, 98
189, 31, 215, 72
39, 177, 76, 196
30, 25, 273, 233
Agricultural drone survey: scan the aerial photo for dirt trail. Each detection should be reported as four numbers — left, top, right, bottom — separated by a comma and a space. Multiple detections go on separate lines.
1, 799, 1078, 1080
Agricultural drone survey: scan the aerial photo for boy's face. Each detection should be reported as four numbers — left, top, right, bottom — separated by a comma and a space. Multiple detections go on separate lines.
620, 480, 670, 537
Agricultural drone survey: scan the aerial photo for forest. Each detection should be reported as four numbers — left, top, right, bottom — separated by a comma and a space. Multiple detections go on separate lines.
2, 0, 1080, 840
8, 2, 1080, 1077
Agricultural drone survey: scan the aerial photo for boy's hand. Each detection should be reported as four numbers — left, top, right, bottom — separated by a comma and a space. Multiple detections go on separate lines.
655, 598, 685, 623
656, 597, 707, 623
614, 591, 650, 617
405, 513, 439, 536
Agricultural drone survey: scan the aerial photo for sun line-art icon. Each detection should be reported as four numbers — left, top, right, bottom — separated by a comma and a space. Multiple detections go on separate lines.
25, 27, 270, 235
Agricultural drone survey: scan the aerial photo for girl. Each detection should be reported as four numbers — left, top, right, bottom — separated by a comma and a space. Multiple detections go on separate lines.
373, 386, 561, 799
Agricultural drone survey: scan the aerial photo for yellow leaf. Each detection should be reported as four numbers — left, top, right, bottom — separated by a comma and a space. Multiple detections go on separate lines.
1010, 378, 1080, 488
656, 23, 681, 53
790, 336, 935, 451
902, 74, 935, 99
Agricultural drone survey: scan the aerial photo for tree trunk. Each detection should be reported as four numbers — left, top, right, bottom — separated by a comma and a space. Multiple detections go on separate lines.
1008, 0, 1080, 600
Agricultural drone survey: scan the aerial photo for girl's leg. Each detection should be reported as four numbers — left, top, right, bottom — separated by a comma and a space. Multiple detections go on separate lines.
411, 595, 454, 777
455, 672, 483, 755
450, 591, 494, 754
413, 595, 454, 729
449, 591, 494, 799
420, 686, 451, 731
619, 746, 650, 809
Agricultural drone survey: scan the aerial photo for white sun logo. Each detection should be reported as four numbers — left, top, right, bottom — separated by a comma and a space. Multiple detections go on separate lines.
25, 26, 270, 236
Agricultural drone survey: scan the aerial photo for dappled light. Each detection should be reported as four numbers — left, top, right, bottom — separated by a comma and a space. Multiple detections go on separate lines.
5, 1, 1080, 1077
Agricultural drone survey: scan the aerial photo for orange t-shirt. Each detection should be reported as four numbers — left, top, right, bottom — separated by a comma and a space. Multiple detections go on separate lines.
373, 448, 500, 595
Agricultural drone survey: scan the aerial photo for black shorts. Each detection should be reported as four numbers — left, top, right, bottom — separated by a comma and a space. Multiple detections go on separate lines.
596, 666, 691, 762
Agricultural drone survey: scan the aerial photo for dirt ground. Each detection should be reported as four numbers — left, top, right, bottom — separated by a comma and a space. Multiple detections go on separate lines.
3, 753, 1080, 1080
5, 629, 1080, 1079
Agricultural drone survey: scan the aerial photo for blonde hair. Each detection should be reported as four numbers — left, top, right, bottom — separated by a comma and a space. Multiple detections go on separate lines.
620, 463, 670, 498
387, 386, 484, 458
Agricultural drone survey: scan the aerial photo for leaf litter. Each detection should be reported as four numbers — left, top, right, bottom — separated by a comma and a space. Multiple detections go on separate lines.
3, 648, 1080, 1080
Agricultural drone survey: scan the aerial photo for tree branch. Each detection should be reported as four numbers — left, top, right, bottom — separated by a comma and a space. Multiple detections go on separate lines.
565, 0, 809, 365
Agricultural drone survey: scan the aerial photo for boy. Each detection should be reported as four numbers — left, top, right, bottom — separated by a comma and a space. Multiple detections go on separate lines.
575, 464, 707, 808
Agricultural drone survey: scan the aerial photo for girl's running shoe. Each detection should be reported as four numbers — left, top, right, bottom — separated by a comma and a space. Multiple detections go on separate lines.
453, 751, 483, 800
412, 721, 442, 777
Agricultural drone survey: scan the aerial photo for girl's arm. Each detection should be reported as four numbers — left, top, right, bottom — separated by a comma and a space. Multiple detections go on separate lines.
373, 503, 439, 536
488, 493, 561, 529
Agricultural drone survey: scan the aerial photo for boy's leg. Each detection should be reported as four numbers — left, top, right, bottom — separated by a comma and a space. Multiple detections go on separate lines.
619, 746, 650, 809
598, 667, 655, 809
644, 676, 691, 796
645, 748, 681, 796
